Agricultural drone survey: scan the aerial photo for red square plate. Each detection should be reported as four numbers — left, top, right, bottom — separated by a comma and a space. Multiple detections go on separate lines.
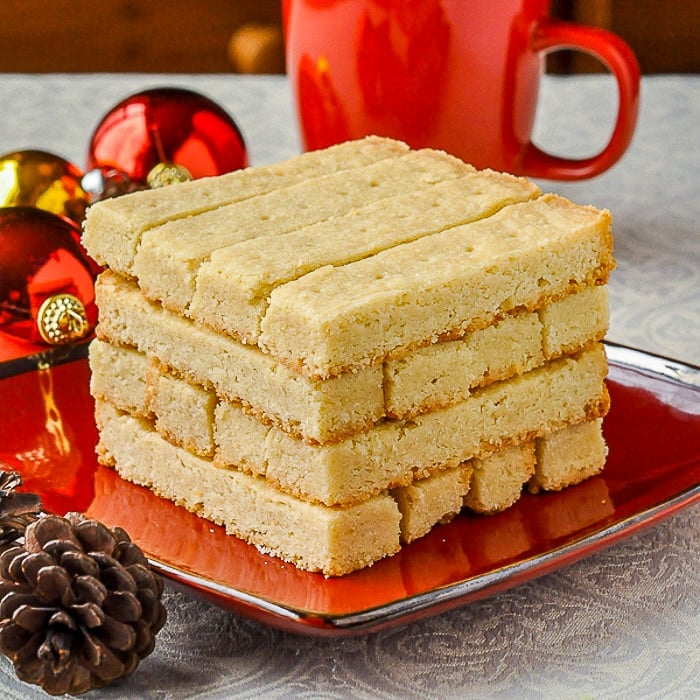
0, 342, 698, 636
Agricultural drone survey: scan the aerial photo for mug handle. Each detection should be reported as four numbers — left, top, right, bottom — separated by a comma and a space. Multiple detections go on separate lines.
523, 19, 641, 180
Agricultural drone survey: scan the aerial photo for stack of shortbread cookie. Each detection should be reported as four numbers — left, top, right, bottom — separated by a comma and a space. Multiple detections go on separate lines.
84, 137, 613, 576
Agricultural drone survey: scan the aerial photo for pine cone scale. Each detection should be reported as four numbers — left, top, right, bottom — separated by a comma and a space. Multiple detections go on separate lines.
133, 619, 154, 656
20, 551, 55, 585
38, 627, 72, 671
0, 619, 40, 656
12, 604, 56, 633
0, 545, 25, 578
72, 521, 115, 555
102, 566, 138, 594
61, 550, 100, 578
73, 574, 108, 606
13, 646, 45, 684
25, 518, 80, 553
0, 478, 42, 547
47, 609, 78, 632
0, 591, 39, 619
115, 541, 149, 568
36, 655, 76, 697
103, 590, 142, 623
95, 614, 137, 652
82, 636, 127, 684
8, 550, 30, 581
36, 565, 75, 606
43, 540, 82, 560
135, 587, 162, 628
71, 603, 107, 630
127, 563, 160, 595
70, 601, 105, 629
67, 663, 92, 695
78, 628, 104, 667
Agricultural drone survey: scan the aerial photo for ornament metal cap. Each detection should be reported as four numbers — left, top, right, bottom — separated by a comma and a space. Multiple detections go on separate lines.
36, 293, 90, 345
146, 162, 193, 189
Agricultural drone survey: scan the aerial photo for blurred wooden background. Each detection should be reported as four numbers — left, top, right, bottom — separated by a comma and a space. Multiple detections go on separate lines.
0, 0, 284, 74
0, 0, 697, 74
550, 0, 699, 73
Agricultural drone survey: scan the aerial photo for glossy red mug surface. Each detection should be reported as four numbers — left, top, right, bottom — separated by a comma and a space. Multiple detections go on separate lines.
283, 0, 640, 179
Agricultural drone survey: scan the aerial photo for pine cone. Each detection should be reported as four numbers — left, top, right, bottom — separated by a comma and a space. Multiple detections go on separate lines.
0, 513, 167, 695
0, 471, 42, 548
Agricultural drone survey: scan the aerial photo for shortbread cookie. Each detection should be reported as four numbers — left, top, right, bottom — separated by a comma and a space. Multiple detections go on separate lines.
133, 149, 481, 315
190, 169, 539, 342
259, 193, 613, 378
94, 401, 402, 577
83, 136, 409, 275
95, 273, 608, 445
94, 271, 385, 444
146, 366, 217, 458
392, 464, 473, 544
384, 285, 608, 418
463, 442, 537, 514
530, 418, 608, 491
88, 338, 152, 418
540, 286, 610, 358
213, 344, 608, 505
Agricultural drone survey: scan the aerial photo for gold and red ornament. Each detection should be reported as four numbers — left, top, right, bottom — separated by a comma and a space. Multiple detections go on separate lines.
0, 471, 167, 696
0, 207, 96, 346
0, 87, 248, 349
85, 86, 249, 192
0, 150, 90, 226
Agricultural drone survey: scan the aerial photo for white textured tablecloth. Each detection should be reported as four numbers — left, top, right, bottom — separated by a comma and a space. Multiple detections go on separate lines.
0, 73, 697, 699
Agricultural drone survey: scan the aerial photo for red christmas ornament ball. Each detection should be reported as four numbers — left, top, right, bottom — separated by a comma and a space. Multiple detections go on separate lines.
86, 87, 249, 186
0, 207, 97, 344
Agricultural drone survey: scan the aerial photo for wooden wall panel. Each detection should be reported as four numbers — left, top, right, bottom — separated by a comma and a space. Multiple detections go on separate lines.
0, 0, 282, 73
0, 1, 697, 74
551, 0, 699, 74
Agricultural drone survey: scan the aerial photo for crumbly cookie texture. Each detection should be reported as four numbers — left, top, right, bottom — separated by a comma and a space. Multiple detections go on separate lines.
133, 149, 482, 316
85, 137, 614, 576
90, 339, 608, 507
189, 167, 539, 343
258, 193, 613, 378
95, 399, 605, 576
83, 135, 409, 275
94, 273, 608, 445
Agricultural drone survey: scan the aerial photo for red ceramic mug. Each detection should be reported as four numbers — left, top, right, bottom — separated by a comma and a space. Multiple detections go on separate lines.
283, 0, 640, 179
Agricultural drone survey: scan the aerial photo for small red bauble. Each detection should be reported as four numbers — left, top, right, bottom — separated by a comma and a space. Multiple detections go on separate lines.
86, 87, 249, 187
0, 207, 97, 345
